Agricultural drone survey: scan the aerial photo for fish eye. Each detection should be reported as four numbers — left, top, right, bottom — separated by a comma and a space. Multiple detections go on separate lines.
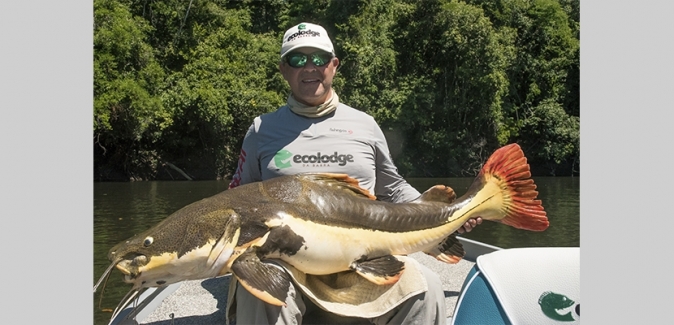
144, 237, 154, 247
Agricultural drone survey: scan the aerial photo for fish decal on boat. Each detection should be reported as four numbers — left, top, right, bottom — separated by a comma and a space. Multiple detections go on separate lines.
94, 143, 549, 320
539, 291, 579, 321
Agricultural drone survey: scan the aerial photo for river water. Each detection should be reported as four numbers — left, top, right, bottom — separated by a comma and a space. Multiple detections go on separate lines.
93, 177, 579, 324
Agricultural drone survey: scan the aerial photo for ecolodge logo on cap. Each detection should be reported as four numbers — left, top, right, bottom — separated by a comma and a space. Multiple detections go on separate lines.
285, 23, 322, 43
281, 22, 334, 58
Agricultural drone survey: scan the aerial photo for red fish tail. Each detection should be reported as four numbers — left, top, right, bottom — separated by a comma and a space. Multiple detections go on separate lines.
479, 144, 549, 231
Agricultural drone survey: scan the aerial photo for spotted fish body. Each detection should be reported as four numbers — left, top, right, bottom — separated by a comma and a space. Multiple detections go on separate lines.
96, 143, 548, 311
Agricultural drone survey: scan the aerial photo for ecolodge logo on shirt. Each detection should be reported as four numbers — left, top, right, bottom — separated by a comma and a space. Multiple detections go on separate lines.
273, 150, 354, 169
273, 149, 294, 169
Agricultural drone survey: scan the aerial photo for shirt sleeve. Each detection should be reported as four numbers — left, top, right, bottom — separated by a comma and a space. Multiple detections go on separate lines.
228, 122, 262, 188
372, 123, 421, 203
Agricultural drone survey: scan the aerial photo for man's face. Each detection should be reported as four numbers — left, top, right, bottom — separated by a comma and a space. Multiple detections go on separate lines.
279, 48, 339, 106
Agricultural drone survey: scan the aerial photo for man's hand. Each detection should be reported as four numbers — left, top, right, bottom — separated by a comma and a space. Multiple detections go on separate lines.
457, 217, 483, 234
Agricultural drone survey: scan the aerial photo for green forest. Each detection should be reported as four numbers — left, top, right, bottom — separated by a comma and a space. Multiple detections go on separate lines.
93, 0, 579, 181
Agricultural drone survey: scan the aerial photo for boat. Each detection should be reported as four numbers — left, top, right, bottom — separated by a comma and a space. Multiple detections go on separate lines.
108, 237, 579, 325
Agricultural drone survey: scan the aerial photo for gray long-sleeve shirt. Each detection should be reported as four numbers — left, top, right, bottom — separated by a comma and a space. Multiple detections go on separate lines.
229, 103, 420, 203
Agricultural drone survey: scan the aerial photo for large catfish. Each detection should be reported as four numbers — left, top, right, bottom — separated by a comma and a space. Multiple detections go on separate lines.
94, 143, 548, 315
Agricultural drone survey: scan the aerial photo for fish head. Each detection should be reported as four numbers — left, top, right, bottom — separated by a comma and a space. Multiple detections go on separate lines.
106, 199, 242, 289
107, 231, 194, 289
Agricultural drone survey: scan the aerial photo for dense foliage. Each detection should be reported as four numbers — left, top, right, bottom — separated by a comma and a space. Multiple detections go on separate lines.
94, 0, 579, 180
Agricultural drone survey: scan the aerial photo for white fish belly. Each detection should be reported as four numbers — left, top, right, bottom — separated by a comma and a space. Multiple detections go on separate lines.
265, 213, 452, 275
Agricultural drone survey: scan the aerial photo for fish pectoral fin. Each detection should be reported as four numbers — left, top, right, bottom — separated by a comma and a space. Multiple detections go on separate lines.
210, 214, 242, 275
350, 255, 405, 285
416, 185, 456, 204
230, 250, 291, 307
424, 233, 465, 264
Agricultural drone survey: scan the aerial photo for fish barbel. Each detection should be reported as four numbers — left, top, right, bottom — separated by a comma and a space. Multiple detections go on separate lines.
94, 143, 548, 313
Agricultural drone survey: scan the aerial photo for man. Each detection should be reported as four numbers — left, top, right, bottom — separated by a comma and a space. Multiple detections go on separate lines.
227, 22, 481, 324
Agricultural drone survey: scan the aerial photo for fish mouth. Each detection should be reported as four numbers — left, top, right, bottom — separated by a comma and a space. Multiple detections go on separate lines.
115, 262, 143, 286
114, 261, 151, 288
115, 263, 135, 279
107, 253, 150, 285
95, 253, 146, 289
112, 252, 189, 288
114, 263, 131, 276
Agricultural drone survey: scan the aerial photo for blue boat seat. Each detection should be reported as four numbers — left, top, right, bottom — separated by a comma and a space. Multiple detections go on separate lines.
449, 247, 579, 325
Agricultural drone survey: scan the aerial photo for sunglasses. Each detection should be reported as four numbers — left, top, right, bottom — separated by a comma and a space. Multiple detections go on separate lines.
285, 51, 334, 68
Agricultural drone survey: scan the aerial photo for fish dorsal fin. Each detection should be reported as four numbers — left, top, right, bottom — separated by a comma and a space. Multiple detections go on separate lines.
299, 173, 377, 200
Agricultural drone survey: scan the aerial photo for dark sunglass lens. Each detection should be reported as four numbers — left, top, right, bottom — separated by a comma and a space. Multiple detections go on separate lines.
286, 52, 332, 68
312, 53, 332, 66
287, 53, 307, 67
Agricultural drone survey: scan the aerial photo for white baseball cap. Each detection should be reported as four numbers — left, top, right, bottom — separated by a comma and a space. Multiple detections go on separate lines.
280, 22, 335, 59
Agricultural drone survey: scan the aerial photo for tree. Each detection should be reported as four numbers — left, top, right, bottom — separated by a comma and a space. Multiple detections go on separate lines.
329, 0, 411, 127
466, 0, 580, 175
94, 0, 169, 180
393, 0, 512, 176
519, 99, 579, 175
92, 0, 581, 179
160, 9, 286, 179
